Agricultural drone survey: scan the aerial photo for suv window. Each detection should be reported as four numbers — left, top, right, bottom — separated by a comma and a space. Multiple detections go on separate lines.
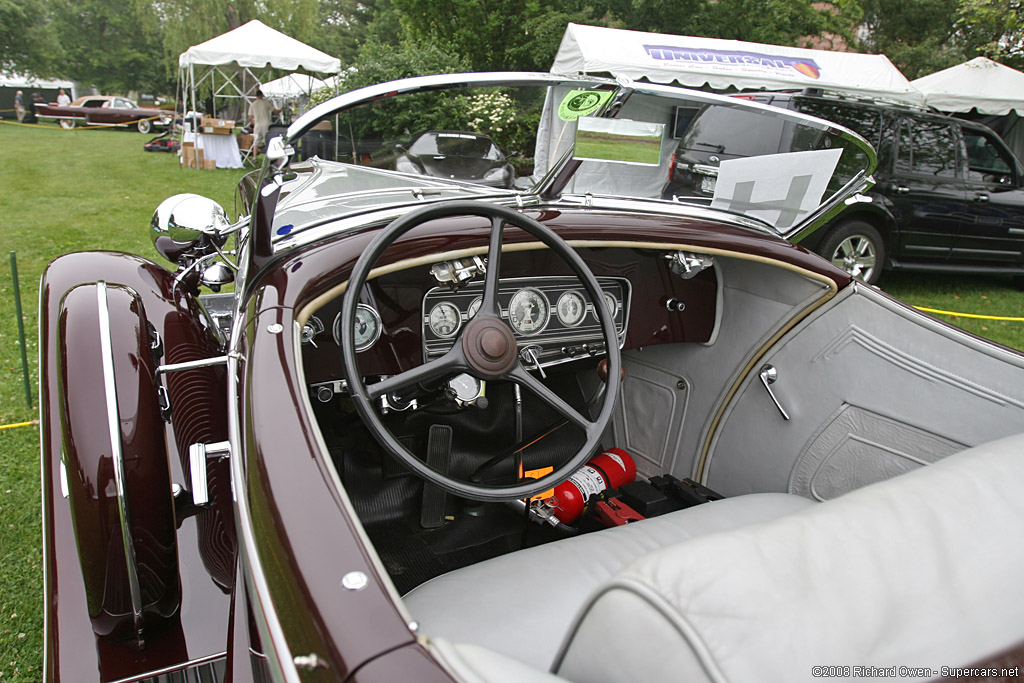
964, 130, 1016, 184
793, 99, 882, 149
895, 119, 959, 178
679, 105, 788, 158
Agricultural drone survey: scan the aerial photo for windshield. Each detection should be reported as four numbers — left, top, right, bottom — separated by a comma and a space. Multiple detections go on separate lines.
273, 73, 875, 243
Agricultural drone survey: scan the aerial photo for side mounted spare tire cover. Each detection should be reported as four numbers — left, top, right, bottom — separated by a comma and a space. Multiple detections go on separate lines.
57, 282, 180, 641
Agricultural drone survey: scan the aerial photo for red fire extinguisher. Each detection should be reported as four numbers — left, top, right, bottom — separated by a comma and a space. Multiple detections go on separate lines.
552, 448, 636, 523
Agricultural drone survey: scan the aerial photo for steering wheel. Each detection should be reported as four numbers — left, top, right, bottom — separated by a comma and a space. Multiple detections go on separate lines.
340, 200, 622, 502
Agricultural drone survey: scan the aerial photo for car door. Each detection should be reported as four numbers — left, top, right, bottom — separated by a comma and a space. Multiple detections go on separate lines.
885, 116, 967, 263
955, 126, 1024, 266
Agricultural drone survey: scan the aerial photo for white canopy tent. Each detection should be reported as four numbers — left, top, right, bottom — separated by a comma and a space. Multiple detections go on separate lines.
912, 57, 1024, 115
177, 20, 340, 126
912, 57, 1024, 165
259, 73, 331, 100
551, 23, 923, 104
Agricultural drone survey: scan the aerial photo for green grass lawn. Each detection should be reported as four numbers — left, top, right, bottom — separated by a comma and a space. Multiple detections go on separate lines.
0, 120, 246, 681
3, 120, 1024, 681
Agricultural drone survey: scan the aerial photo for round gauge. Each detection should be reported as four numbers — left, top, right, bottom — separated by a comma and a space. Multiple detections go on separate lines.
594, 292, 618, 321
508, 288, 549, 336
301, 316, 324, 345
428, 301, 462, 338
354, 304, 382, 351
467, 297, 482, 320
333, 304, 382, 352
556, 291, 587, 327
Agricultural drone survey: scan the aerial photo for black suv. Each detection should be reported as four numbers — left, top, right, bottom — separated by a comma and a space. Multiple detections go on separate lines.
665, 91, 1024, 285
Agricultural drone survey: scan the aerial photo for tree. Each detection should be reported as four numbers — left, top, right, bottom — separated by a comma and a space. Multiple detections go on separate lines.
51, 0, 167, 93
0, 0, 64, 76
388, 0, 601, 72
957, 0, 1024, 70
858, 0, 965, 78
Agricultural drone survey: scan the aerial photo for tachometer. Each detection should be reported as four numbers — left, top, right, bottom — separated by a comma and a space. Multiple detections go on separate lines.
556, 291, 586, 327
428, 301, 462, 338
508, 288, 549, 335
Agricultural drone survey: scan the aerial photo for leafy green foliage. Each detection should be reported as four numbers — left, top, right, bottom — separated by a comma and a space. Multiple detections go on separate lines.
51, 0, 168, 94
957, 0, 1024, 69
0, 0, 64, 76
858, 0, 966, 78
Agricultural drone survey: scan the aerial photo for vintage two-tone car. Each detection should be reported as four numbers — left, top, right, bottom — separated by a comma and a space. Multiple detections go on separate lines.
34, 95, 172, 133
40, 73, 1024, 683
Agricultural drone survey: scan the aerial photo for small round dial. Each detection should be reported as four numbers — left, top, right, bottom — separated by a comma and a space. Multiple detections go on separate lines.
467, 297, 482, 320
556, 291, 586, 327
508, 288, 549, 336
334, 304, 382, 352
353, 304, 382, 351
594, 292, 618, 321
428, 302, 462, 338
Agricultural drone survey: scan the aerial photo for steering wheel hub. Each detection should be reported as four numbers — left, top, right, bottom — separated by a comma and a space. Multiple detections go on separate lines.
463, 317, 518, 376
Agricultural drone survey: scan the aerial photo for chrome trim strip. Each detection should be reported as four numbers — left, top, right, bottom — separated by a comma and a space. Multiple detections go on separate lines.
106, 651, 227, 683
227, 310, 300, 682
156, 354, 231, 376
96, 281, 145, 640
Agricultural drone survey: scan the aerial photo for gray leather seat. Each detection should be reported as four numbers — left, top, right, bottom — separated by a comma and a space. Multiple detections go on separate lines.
404, 492, 814, 669
421, 433, 1024, 683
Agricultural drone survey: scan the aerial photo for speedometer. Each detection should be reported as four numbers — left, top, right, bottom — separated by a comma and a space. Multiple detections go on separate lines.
428, 301, 462, 338
508, 288, 549, 335
556, 291, 586, 327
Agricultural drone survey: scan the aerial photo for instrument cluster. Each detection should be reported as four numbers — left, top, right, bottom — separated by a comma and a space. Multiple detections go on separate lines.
422, 276, 629, 368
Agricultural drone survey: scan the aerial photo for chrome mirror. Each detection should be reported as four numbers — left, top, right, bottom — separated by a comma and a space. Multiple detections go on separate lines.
200, 262, 235, 291
265, 136, 292, 164
151, 194, 230, 264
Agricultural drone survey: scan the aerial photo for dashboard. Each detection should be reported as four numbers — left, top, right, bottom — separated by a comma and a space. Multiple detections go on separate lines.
300, 247, 720, 402
421, 277, 628, 370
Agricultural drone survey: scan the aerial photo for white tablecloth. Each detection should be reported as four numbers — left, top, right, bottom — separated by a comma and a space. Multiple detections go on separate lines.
192, 132, 243, 169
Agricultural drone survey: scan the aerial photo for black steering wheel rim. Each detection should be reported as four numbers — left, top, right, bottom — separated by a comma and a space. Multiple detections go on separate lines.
340, 200, 622, 502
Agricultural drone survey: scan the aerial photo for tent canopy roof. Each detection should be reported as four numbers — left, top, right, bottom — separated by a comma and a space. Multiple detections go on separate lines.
912, 57, 1024, 115
259, 73, 330, 99
551, 23, 922, 104
0, 71, 75, 89
178, 20, 340, 75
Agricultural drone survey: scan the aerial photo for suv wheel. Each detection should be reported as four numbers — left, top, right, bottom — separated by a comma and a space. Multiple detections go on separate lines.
819, 220, 885, 285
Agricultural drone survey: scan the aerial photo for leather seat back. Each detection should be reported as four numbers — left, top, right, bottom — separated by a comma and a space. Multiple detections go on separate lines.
553, 434, 1024, 683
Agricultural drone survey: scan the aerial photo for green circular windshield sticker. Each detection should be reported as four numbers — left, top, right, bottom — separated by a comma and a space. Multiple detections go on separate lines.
558, 90, 613, 121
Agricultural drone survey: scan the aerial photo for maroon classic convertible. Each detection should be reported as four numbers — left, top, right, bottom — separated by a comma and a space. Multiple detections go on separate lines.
40, 73, 1024, 683
35, 95, 172, 133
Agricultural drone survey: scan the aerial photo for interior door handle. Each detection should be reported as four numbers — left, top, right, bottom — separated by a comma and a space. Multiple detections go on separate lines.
759, 364, 790, 421
893, 185, 910, 194
974, 193, 990, 203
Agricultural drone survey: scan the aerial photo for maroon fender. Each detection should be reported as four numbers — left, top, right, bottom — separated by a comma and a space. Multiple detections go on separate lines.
57, 282, 179, 642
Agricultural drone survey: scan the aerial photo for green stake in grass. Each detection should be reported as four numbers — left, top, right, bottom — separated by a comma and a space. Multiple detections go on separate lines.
10, 251, 32, 408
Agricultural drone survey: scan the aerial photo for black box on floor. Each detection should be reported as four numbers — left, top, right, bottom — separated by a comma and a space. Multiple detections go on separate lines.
619, 481, 675, 517
649, 475, 724, 509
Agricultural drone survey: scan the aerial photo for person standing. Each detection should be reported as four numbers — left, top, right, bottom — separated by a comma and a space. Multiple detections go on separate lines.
247, 90, 278, 152
57, 88, 70, 106
14, 90, 25, 122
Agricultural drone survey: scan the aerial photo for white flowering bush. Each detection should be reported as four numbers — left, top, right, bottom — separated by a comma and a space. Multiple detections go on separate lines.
465, 91, 516, 137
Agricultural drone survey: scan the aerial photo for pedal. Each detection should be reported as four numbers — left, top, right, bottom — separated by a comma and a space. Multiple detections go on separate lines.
420, 425, 453, 529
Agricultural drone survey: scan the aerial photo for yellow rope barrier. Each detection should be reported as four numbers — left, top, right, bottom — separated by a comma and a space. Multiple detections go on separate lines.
1, 112, 168, 131
0, 420, 39, 431
914, 306, 1024, 322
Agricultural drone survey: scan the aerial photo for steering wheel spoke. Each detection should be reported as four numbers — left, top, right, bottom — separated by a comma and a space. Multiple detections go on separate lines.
367, 346, 466, 401
479, 216, 505, 317
509, 364, 594, 433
